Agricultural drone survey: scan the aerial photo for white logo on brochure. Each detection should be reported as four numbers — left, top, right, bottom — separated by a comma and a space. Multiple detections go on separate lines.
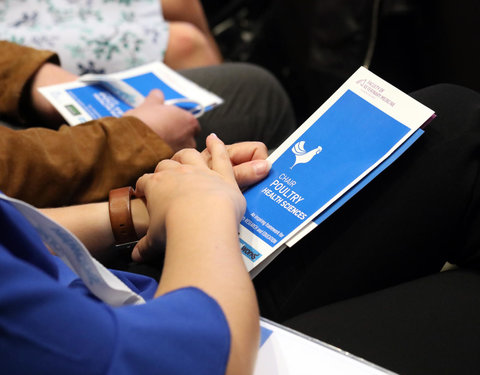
290, 141, 322, 169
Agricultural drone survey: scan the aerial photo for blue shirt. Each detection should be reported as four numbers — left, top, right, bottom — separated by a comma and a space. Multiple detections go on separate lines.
0, 198, 230, 375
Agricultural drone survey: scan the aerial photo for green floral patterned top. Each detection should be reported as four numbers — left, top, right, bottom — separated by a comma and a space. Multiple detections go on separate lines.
0, 0, 169, 74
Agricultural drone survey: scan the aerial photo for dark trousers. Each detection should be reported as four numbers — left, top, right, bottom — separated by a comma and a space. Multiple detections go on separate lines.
285, 268, 480, 375
181, 62, 296, 150
254, 83, 480, 373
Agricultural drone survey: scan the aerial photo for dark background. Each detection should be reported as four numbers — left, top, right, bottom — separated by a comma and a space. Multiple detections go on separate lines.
203, 0, 480, 123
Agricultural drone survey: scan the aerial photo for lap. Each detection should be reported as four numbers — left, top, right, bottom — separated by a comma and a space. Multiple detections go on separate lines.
254, 84, 480, 320
284, 268, 480, 375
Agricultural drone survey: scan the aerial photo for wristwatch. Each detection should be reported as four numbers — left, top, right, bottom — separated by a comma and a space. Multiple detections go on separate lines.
108, 186, 138, 248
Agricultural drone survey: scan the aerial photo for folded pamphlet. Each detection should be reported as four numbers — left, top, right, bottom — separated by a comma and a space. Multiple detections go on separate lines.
38, 61, 224, 125
240, 67, 435, 276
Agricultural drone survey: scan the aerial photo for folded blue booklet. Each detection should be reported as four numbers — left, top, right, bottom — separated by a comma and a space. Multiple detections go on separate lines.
38, 61, 223, 126
240, 67, 435, 276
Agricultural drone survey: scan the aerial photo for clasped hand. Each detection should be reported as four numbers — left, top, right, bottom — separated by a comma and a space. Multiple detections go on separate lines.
131, 134, 270, 262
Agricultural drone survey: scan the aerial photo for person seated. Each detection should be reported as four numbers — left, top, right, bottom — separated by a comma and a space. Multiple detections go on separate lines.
2, 82, 480, 374
0, 0, 222, 74
0, 134, 262, 375
0, 41, 296, 207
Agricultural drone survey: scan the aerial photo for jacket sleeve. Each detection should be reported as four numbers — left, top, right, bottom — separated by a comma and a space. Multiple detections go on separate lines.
0, 117, 173, 207
0, 41, 174, 207
0, 41, 59, 122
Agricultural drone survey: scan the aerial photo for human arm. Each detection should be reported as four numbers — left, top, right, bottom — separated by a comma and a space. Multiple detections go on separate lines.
40, 198, 149, 263
39, 141, 269, 261
27, 60, 201, 151
29, 62, 78, 124
38, 135, 260, 374
0, 119, 173, 208
0, 196, 233, 375
0, 41, 199, 152
29, 67, 202, 152
0, 43, 175, 207
25, 53, 200, 152
22, 42, 201, 152
0, 41, 58, 122
28, 60, 201, 152
0, 41, 76, 125
133, 134, 259, 375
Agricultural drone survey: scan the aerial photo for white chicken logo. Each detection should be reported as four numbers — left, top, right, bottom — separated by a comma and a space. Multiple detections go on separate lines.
290, 141, 322, 169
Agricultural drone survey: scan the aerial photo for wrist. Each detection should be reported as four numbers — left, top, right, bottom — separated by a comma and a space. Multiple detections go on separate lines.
108, 187, 139, 246
30, 63, 77, 123
165, 195, 241, 239
108, 188, 149, 246
131, 198, 149, 238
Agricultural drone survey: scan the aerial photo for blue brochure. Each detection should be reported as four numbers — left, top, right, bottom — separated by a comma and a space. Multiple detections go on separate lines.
312, 128, 423, 227
39, 61, 223, 126
240, 67, 435, 275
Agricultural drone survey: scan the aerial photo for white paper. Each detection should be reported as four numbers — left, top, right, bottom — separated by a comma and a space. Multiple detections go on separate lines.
256, 319, 396, 375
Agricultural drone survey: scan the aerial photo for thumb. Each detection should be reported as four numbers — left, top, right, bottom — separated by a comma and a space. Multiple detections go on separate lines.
234, 159, 271, 189
131, 235, 150, 263
144, 89, 165, 105
131, 232, 165, 263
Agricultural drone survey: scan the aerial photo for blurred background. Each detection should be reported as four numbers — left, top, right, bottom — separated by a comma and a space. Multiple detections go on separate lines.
203, 0, 480, 123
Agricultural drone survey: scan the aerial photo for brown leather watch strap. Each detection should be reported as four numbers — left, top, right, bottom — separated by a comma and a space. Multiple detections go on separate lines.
108, 187, 138, 246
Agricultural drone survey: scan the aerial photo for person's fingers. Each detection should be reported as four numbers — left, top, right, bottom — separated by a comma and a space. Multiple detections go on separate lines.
193, 120, 202, 136
132, 234, 165, 263
134, 173, 154, 198
200, 147, 212, 167
153, 159, 181, 173
171, 147, 207, 167
182, 137, 197, 150
185, 112, 201, 135
145, 89, 165, 104
206, 133, 236, 184
234, 159, 271, 189
135, 166, 173, 195
131, 235, 159, 263
201, 141, 269, 169
227, 142, 269, 165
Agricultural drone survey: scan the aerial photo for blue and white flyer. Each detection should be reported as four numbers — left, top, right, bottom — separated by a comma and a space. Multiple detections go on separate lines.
38, 61, 223, 126
240, 67, 435, 275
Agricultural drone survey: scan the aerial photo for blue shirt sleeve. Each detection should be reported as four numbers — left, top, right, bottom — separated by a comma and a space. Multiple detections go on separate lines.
110, 287, 231, 375
0, 198, 231, 375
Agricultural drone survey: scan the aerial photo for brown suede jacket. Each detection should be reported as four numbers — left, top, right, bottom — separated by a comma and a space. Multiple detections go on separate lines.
0, 41, 173, 207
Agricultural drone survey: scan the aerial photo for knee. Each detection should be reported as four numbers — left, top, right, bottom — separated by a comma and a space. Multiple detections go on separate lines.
167, 22, 210, 61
